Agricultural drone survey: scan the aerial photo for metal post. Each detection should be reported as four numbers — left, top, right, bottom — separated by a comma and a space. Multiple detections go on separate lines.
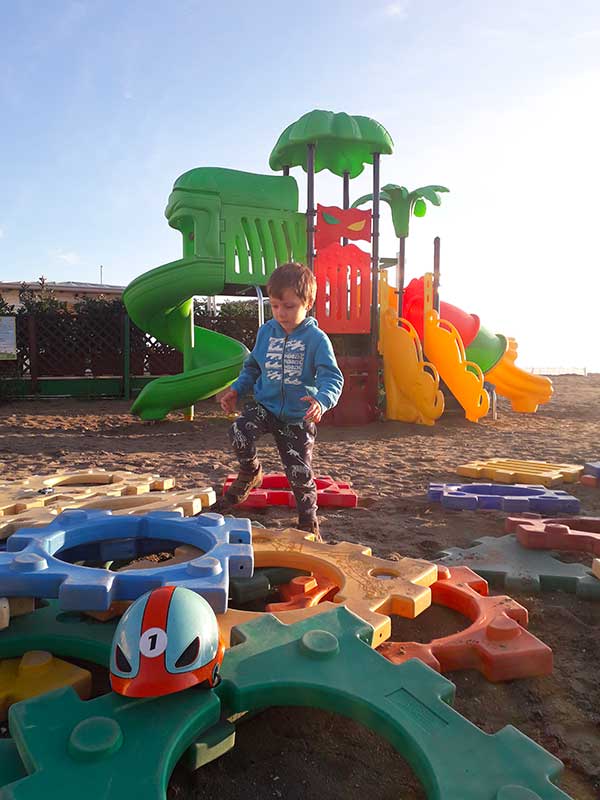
306, 143, 316, 271
183, 298, 195, 421
342, 171, 350, 246
254, 285, 265, 327
433, 236, 441, 313
397, 236, 406, 319
122, 312, 131, 400
370, 153, 381, 354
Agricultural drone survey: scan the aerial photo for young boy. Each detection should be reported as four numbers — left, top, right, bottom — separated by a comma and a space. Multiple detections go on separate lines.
218, 262, 343, 539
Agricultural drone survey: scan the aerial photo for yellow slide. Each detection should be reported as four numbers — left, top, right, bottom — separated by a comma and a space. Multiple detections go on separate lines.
486, 338, 553, 412
378, 274, 444, 425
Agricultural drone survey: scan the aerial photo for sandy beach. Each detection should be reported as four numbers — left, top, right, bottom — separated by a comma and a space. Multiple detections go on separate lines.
0, 374, 598, 799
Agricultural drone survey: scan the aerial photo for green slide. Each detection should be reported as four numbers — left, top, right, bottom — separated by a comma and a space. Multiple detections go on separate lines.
123, 167, 306, 420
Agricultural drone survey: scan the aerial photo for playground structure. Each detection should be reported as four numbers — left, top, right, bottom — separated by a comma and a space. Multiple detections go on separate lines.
123, 108, 553, 424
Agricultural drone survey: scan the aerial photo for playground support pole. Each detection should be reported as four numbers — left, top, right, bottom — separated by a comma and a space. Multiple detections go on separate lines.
254, 285, 265, 327
306, 143, 316, 271
371, 153, 381, 355
397, 236, 406, 319
433, 236, 441, 313
342, 171, 350, 246
183, 298, 195, 421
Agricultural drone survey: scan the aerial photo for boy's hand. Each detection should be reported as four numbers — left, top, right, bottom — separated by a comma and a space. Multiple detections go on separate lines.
301, 396, 323, 424
218, 388, 238, 414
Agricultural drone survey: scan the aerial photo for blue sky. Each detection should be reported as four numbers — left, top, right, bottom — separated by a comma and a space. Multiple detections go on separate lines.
1, 0, 599, 369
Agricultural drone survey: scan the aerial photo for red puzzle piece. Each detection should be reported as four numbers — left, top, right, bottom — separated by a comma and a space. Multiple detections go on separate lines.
222, 474, 359, 509
506, 514, 600, 556
377, 565, 553, 682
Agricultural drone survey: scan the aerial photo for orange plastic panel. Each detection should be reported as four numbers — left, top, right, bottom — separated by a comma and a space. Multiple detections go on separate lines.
377, 566, 553, 682
314, 242, 372, 334
265, 574, 338, 611
422, 274, 489, 423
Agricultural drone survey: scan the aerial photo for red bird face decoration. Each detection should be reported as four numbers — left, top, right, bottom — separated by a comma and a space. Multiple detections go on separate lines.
315, 205, 372, 250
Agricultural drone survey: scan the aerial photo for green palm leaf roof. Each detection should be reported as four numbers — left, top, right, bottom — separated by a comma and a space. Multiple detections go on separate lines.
269, 109, 394, 178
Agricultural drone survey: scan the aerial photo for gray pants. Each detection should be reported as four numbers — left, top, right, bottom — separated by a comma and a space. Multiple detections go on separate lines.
229, 402, 318, 521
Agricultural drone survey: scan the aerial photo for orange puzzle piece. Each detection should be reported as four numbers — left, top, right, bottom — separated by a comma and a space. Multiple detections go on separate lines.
377, 565, 553, 682
265, 574, 339, 612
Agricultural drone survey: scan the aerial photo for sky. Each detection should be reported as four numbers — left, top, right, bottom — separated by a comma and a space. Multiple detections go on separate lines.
1, 0, 599, 370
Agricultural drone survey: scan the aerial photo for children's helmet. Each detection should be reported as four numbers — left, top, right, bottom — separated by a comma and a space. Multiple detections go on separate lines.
110, 585, 225, 698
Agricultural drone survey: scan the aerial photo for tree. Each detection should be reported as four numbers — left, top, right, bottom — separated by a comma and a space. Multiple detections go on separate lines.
352, 184, 449, 238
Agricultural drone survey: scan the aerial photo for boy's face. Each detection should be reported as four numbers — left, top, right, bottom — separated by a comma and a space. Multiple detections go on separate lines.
269, 288, 311, 334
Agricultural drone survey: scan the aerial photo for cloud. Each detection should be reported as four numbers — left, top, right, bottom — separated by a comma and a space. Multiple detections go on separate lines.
384, 2, 408, 19
52, 248, 82, 266
0, 226, 4, 239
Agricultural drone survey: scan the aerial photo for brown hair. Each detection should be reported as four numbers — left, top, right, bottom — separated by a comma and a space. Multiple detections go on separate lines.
266, 262, 316, 307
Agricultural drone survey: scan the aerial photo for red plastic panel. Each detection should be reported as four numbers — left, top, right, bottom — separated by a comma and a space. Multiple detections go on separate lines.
222, 474, 358, 509
378, 565, 553, 682
506, 514, 600, 555
314, 243, 372, 334
581, 474, 600, 488
315, 205, 371, 250
322, 356, 379, 426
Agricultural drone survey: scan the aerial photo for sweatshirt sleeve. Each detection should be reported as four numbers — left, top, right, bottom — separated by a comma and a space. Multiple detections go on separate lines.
313, 334, 344, 411
231, 331, 262, 398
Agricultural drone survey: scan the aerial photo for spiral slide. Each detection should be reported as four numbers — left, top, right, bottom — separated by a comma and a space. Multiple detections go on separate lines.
380, 275, 552, 424
123, 167, 307, 421
123, 259, 248, 421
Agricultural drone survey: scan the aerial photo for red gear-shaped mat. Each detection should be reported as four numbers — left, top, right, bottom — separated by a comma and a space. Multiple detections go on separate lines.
377, 565, 553, 682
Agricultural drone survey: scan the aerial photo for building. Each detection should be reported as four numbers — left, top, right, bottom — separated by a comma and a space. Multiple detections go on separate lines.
0, 281, 124, 310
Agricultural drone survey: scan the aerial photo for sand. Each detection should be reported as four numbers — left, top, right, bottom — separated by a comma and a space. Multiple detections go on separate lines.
0, 374, 599, 798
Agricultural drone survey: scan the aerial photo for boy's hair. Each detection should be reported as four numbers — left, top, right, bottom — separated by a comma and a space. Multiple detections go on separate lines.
266, 262, 316, 307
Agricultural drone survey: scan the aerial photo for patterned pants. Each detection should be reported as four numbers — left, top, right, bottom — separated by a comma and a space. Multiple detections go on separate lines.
229, 402, 318, 521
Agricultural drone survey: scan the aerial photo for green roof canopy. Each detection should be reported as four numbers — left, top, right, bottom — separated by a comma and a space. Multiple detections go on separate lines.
269, 109, 394, 179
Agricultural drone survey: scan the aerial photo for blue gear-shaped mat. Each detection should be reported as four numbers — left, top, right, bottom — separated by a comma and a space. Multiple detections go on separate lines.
437, 534, 600, 598
428, 483, 581, 513
0, 510, 253, 612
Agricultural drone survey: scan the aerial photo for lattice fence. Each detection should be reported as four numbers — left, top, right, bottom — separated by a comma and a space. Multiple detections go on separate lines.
0, 306, 263, 384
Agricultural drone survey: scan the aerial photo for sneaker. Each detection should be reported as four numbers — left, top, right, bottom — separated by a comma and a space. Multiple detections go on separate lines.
223, 466, 263, 506
297, 516, 322, 543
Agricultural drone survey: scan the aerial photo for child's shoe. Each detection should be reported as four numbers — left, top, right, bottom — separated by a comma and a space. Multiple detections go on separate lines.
297, 516, 322, 543
223, 466, 263, 506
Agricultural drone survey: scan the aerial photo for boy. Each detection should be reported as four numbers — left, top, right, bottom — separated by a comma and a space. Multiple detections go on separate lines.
218, 262, 343, 540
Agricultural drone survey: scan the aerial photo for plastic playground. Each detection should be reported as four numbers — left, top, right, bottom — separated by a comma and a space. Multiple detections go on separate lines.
1, 109, 599, 800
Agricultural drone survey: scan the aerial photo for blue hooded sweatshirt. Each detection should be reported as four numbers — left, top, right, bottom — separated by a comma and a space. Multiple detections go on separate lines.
231, 316, 344, 423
